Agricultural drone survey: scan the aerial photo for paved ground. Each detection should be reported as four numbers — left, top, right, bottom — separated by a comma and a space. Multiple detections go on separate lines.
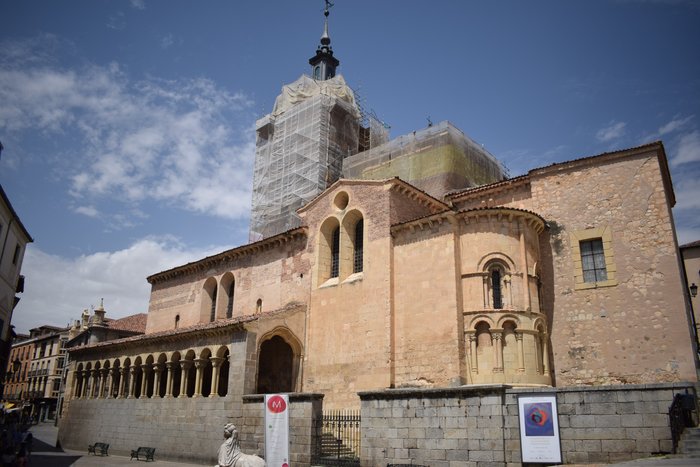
29, 421, 208, 466
26, 421, 700, 467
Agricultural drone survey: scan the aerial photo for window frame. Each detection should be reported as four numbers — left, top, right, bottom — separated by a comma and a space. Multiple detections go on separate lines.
570, 226, 618, 290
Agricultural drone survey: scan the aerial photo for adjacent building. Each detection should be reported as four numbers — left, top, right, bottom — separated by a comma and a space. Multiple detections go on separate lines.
0, 185, 33, 392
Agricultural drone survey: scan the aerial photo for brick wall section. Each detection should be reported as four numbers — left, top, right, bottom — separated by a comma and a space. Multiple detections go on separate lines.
359, 383, 696, 467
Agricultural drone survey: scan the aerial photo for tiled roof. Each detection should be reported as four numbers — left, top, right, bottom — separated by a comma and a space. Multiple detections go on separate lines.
68, 302, 305, 354
680, 240, 700, 249
107, 313, 147, 333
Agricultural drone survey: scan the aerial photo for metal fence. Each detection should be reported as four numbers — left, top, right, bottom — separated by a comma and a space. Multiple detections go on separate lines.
314, 409, 361, 466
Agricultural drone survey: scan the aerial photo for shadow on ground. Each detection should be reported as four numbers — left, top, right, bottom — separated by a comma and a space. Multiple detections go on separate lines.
32, 455, 82, 466
32, 436, 64, 453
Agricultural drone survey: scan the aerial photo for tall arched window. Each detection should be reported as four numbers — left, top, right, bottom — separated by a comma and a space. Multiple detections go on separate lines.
330, 227, 340, 278
175, 314, 180, 329
353, 219, 364, 273
209, 284, 217, 322
226, 280, 235, 318
256, 298, 263, 314
491, 268, 502, 309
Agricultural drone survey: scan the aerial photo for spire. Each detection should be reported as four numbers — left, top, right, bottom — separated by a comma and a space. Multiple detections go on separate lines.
309, 1, 339, 81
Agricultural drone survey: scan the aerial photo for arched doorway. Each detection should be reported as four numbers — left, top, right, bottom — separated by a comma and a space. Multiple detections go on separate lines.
257, 335, 294, 394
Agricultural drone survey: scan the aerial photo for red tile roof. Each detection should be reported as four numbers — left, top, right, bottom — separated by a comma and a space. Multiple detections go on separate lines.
107, 313, 147, 333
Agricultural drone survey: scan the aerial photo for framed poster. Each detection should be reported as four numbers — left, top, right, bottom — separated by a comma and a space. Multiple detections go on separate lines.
265, 394, 290, 467
517, 393, 562, 463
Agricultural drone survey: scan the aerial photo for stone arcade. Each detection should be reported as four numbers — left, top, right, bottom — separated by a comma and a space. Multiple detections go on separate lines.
58, 5, 698, 466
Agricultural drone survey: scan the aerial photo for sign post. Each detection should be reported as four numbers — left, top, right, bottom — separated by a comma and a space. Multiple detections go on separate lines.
517, 393, 562, 464
265, 394, 290, 467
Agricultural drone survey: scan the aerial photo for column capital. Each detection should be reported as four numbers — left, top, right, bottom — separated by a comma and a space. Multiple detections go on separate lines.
209, 357, 224, 368
194, 358, 208, 370
180, 360, 194, 370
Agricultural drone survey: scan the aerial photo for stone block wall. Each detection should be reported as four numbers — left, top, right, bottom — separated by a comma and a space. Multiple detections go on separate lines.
240, 393, 323, 466
360, 382, 697, 467
58, 392, 323, 465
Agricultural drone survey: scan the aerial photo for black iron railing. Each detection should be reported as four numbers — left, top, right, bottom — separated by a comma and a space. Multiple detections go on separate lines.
314, 410, 360, 466
669, 391, 696, 453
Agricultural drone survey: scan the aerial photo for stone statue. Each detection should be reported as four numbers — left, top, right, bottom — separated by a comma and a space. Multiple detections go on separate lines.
215, 423, 266, 467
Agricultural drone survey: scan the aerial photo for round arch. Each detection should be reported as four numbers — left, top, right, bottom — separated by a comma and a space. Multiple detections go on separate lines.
256, 328, 303, 394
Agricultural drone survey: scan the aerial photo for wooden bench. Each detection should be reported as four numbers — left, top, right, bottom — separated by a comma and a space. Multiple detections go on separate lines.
87, 442, 109, 456
130, 446, 156, 461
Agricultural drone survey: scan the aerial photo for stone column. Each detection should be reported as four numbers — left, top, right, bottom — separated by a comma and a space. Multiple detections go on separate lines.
165, 362, 177, 398
140, 365, 150, 398
209, 357, 223, 398
71, 371, 80, 399
193, 359, 206, 397
179, 361, 192, 398
118, 367, 127, 399
89, 370, 99, 398
98, 369, 107, 398
153, 364, 163, 398
519, 219, 531, 310
128, 366, 137, 398
542, 336, 550, 374
107, 368, 118, 398
81, 371, 89, 399
516, 332, 525, 371
468, 335, 478, 374
493, 333, 503, 373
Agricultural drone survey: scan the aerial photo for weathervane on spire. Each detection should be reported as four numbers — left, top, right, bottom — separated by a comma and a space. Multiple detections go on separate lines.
324, 0, 334, 17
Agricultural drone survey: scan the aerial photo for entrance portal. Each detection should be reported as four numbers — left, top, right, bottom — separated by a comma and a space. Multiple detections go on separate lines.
257, 335, 294, 393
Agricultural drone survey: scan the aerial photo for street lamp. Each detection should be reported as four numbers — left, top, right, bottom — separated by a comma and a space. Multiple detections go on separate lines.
691, 283, 698, 298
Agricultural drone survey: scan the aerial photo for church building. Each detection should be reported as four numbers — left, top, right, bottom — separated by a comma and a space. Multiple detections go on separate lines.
58, 5, 698, 465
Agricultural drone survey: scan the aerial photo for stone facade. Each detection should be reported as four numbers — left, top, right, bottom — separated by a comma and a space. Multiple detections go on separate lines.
58, 142, 698, 464
360, 383, 696, 467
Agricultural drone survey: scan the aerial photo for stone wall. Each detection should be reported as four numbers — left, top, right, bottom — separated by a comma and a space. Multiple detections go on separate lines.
359, 382, 697, 467
58, 392, 322, 465
240, 393, 323, 466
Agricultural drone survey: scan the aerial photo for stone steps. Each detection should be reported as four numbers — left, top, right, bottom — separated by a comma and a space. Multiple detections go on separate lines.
678, 427, 700, 457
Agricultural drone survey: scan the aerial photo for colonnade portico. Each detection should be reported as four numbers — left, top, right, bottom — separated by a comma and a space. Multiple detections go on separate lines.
71, 345, 230, 401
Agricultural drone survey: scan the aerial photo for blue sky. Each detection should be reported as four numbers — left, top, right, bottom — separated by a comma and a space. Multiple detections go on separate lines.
1, 0, 699, 333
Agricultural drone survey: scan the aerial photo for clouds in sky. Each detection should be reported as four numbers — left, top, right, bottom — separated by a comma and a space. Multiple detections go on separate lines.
596, 120, 627, 142
0, 34, 256, 224
13, 238, 227, 333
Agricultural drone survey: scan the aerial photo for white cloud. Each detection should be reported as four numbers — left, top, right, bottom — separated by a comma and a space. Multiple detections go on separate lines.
673, 176, 700, 211
74, 205, 100, 218
12, 237, 229, 334
0, 36, 256, 224
658, 115, 694, 136
670, 130, 700, 167
130, 0, 146, 10
596, 121, 626, 142
160, 34, 175, 49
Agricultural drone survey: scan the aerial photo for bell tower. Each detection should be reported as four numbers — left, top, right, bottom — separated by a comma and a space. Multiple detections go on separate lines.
309, 1, 339, 80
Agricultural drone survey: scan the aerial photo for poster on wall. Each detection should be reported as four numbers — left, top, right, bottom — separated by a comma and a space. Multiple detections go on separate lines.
265, 394, 290, 467
517, 393, 562, 464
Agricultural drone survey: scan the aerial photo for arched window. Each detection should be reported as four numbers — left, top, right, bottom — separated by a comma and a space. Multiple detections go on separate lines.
227, 280, 235, 318
353, 219, 364, 273
209, 284, 217, 322
330, 227, 340, 278
256, 299, 262, 314
313, 65, 321, 80
491, 268, 502, 309
201, 277, 218, 322
175, 314, 180, 329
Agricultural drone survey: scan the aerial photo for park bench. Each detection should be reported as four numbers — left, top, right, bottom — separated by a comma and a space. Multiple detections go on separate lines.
87, 442, 109, 456
130, 446, 156, 461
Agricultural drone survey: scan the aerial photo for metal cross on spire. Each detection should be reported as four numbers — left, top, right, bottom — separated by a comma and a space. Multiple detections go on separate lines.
324, 0, 334, 17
